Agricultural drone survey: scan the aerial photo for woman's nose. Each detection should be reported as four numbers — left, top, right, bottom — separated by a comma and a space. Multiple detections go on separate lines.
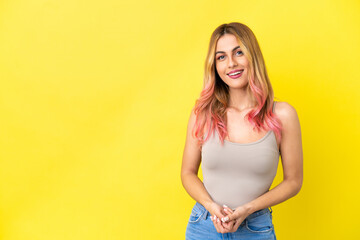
228, 56, 238, 68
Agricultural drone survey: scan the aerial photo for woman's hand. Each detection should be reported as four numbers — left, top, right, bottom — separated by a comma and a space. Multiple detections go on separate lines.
220, 205, 250, 233
206, 202, 236, 233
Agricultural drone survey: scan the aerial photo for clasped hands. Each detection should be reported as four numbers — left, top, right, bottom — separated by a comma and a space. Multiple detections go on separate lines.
208, 202, 250, 233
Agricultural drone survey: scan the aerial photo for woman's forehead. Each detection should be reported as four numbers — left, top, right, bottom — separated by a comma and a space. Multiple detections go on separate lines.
216, 34, 240, 52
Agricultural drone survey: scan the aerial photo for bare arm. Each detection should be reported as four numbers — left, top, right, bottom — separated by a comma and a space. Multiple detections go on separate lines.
243, 102, 303, 214
180, 108, 214, 210
181, 109, 239, 233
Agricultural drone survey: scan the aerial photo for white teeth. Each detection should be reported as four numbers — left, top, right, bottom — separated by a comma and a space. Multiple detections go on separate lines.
228, 70, 244, 76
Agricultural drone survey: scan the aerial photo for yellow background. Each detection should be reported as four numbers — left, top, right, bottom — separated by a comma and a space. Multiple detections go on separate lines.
1, 0, 359, 239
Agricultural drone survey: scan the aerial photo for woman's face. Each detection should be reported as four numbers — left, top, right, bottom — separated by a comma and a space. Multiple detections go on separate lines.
215, 34, 249, 89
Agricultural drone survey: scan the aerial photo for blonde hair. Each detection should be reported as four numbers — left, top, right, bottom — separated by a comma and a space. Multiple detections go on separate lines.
192, 22, 282, 149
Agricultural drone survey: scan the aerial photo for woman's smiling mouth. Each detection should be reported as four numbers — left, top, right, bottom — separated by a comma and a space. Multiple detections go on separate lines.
227, 69, 244, 79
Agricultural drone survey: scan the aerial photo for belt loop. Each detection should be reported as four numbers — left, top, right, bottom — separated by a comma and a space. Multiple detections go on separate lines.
269, 206, 273, 214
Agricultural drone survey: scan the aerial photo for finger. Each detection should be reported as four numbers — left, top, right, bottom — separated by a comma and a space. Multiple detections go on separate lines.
222, 212, 238, 223
221, 220, 231, 230
217, 220, 227, 233
223, 208, 233, 215
223, 205, 234, 214
221, 206, 233, 222
222, 220, 235, 231
221, 213, 232, 223
212, 215, 222, 233
214, 215, 227, 233
221, 223, 232, 230
210, 216, 219, 232
230, 218, 242, 233
218, 218, 231, 233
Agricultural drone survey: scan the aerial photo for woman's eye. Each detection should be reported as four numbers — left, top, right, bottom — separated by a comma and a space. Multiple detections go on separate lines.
217, 51, 242, 60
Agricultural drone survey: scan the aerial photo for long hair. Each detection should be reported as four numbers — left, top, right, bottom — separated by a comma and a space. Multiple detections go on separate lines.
192, 22, 282, 149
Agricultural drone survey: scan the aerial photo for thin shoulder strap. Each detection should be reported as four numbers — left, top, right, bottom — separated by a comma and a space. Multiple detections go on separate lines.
272, 101, 276, 113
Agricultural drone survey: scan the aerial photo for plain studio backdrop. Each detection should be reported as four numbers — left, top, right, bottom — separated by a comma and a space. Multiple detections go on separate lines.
0, 0, 359, 239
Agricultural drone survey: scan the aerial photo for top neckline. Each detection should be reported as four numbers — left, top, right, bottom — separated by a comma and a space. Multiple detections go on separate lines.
207, 101, 277, 146
220, 130, 273, 146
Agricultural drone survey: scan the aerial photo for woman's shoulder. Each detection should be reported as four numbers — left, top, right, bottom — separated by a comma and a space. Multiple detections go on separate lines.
274, 101, 298, 115
274, 101, 300, 129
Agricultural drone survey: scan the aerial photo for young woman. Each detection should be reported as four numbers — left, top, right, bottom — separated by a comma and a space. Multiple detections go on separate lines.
181, 22, 303, 240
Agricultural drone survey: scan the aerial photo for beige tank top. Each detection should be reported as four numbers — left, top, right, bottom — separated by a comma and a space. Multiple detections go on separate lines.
201, 102, 280, 210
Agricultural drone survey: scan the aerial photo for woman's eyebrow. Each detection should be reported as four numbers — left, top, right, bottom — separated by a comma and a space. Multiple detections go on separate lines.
215, 46, 240, 55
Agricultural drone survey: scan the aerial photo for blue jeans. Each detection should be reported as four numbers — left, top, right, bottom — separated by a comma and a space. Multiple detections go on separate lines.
185, 202, 277, 240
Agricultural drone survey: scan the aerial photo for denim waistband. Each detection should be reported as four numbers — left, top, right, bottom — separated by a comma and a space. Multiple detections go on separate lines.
194, 202, 272, 221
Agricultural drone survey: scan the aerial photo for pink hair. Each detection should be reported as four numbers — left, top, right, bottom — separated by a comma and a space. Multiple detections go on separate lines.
192, 22, 282, 149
